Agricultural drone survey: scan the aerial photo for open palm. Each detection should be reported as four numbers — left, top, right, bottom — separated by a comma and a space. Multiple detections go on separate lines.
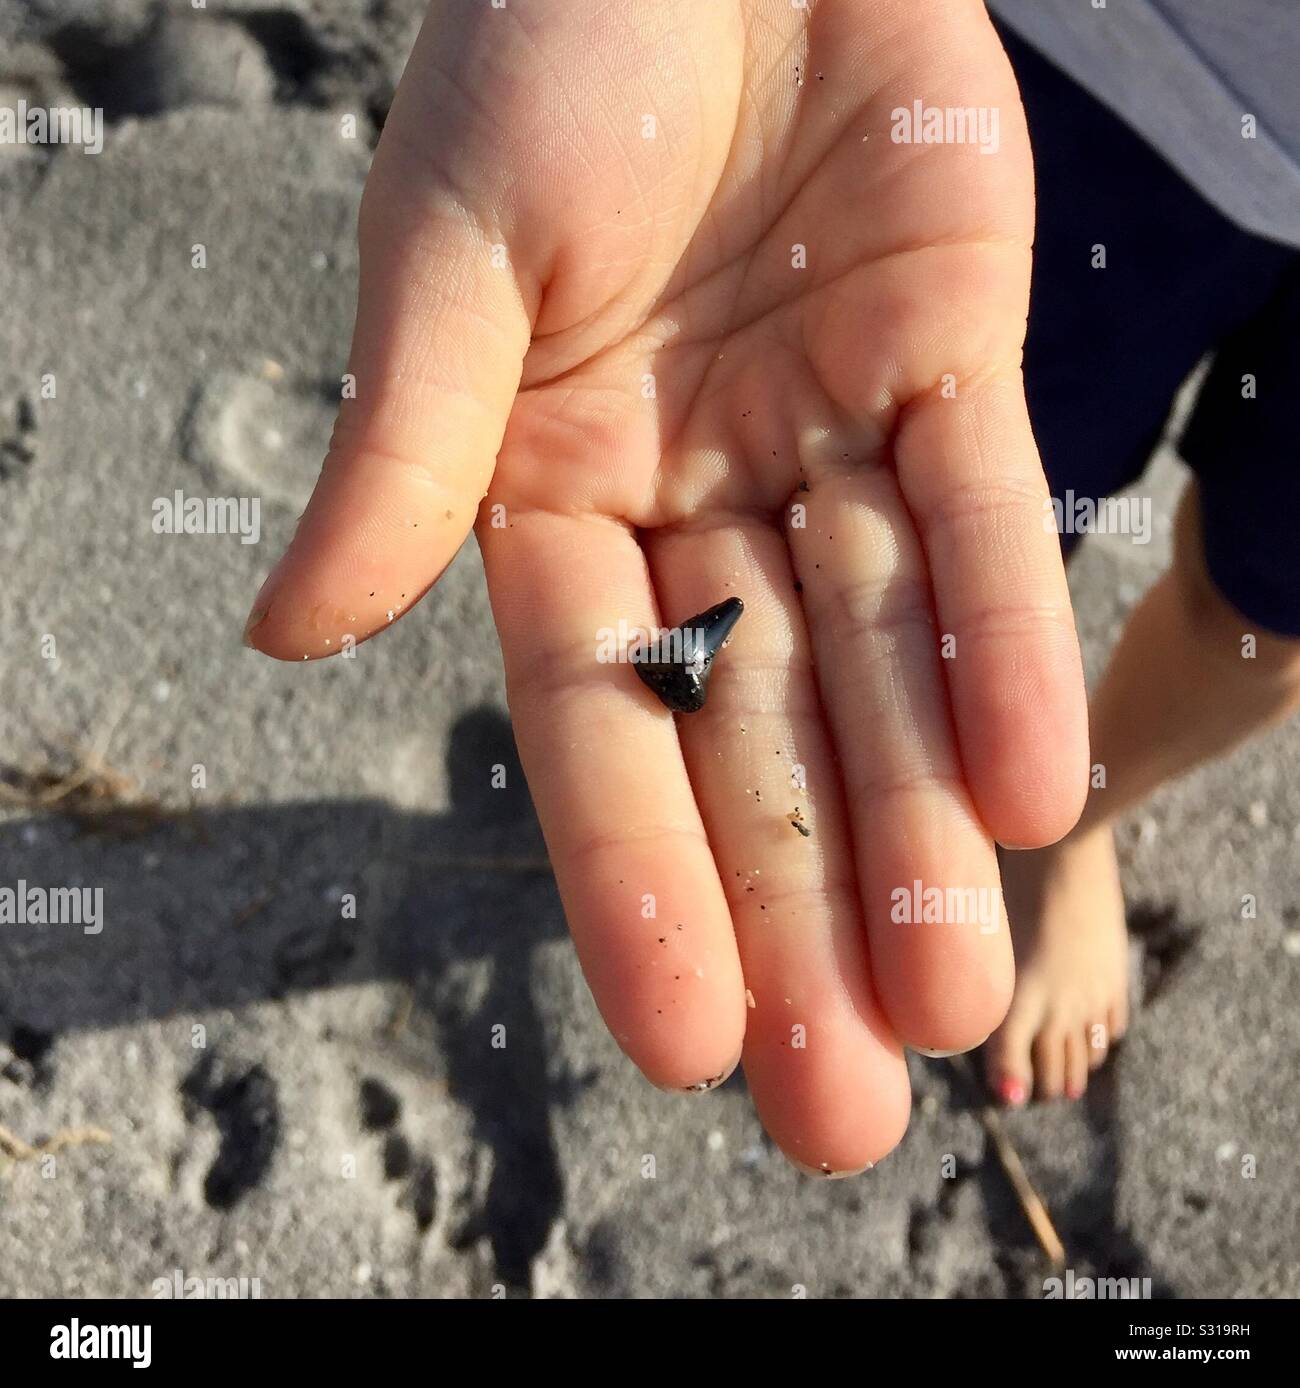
246, 0, 1088, 1174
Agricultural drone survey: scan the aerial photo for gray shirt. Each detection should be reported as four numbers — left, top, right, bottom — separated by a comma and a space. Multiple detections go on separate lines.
989, 0, 1300, 248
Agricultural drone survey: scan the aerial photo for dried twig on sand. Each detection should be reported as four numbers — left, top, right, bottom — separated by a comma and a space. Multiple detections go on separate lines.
0, 694, 177, 835
0, 1122, 112, 1165
951, 1055, 1066, 1270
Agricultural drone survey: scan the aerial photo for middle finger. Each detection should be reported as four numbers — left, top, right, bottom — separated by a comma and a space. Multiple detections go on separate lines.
646, 514, 911, 1175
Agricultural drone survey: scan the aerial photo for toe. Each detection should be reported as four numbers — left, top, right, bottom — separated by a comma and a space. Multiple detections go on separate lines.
1109, 1001, 1130, 1043
1064, 1030, 1089, 1100
983, 1006, 1037, 1107
1032, 1025, 1067, 1100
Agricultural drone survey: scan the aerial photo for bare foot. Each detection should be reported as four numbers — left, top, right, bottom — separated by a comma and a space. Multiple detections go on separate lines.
984, 828, 1130, 1104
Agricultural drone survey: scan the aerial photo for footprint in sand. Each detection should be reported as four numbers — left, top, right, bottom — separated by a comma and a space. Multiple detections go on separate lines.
185, 367, 335, 514
357, 1076, 439, 1235
51, 13, 280, 118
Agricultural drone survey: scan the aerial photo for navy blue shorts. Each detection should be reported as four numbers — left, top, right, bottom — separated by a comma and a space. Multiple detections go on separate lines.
1001, 23, 1300, 638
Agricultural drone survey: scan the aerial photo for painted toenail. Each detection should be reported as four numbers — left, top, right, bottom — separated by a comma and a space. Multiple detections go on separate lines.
997, 1076, 1028, 1107
631, 597, 744, 713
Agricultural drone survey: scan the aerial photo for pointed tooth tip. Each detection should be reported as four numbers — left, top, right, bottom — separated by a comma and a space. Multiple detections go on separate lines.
690, 595, 744, 623
694, 595, 745, 644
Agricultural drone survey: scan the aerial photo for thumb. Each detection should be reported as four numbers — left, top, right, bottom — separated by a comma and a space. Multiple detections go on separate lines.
243, 152, 532, 661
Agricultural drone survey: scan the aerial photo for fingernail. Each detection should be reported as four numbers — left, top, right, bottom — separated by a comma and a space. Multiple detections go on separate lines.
242, 605, 270, 647
791, 1159, 875, 1180
676, 1051, 741, 1094
1066, 1081, 1085, 1100
682, 1072, 728, 1093
911, 1033, 990, 1059
242, 562, 286, 646
996, 841, 1034, 851
997, 1076, 1028, 1107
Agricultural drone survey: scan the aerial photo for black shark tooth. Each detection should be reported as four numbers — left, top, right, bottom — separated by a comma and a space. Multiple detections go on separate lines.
632, 597, 744, 713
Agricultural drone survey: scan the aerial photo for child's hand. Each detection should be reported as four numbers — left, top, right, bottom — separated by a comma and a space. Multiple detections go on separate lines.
245, 0, 1087, 1173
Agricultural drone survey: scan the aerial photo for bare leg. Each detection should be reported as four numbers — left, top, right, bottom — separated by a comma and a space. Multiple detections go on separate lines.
986, 482, 1300, 1102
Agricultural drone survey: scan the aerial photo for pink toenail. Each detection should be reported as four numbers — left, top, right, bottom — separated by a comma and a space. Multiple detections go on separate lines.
998, 1077, 1028, 1107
